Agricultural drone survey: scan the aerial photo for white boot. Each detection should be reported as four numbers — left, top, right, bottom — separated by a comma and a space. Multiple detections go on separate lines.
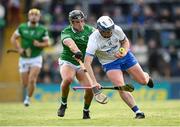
23, 96, 30, 107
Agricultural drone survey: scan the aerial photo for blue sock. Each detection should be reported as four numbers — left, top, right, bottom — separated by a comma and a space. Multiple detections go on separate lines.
132, 105, 139, 113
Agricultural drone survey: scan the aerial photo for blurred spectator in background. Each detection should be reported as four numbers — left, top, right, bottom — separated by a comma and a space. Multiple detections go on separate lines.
38, 55, 61, 84
172, 59, 180, 76
24, 0, 32, 13
148, 39, 171, 78
8, 0, 20, 25
158, 8, 172, 24
174, 6, 180, 41
158, 48, 171, 78
144, 5, 157, 25
132, 37, 148, 69
160, 31, 175, 48
112, 6, 127, 25
169, 44, 178, 76
32, 0, 51, 14
127, 0, 144, 25
39, 63, 53, 84
148, 39, 161, 77
50, 5, 67, 45
73, 3, 82, 10
87, 14, 97, 27
41, 13, 52, 28
102, 11, 110, 16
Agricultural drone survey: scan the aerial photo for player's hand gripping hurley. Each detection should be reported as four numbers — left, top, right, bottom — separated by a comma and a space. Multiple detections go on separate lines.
74, 57, 108, 104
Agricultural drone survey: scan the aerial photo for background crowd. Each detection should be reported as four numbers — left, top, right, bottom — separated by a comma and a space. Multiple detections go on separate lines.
0, 0, 180, 84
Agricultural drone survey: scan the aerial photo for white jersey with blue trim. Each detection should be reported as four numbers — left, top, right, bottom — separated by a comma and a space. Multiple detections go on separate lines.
86, 25, 126, 65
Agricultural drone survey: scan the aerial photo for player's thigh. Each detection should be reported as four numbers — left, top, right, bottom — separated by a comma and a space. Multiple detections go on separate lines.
60, 64, 76, 80
127, 63, 149, 84
76, 69, 90, 86
26, 55, 42, 80
29, 66, 41, 80
106, 70, 125, 86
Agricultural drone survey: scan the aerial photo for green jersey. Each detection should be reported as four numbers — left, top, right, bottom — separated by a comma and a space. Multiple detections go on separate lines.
15, 22, 49, 58
60, 24, 95, 65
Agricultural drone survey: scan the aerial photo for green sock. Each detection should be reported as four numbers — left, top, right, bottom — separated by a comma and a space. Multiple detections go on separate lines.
84, 104, 90, 111
61, 97, 67, 105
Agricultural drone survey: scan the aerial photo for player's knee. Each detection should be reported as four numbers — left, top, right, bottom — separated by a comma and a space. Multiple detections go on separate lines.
63, 77, 74, 85
136, 72, 149, 85
28, 78, 36, 85
22, 81, 28, 86
139, 76, 149, 85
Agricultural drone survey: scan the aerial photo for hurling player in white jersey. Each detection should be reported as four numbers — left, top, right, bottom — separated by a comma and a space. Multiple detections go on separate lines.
84, 16, 154, 119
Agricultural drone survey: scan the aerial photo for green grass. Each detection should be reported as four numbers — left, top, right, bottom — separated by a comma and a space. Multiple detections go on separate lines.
0, 100, 180, 126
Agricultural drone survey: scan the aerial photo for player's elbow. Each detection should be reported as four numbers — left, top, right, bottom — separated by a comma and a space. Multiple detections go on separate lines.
10, 36, 16, 45
43, 39, 51, 47
46, 41, 51, 47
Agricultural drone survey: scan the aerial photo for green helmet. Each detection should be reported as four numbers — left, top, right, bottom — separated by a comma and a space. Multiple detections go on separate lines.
68, 10, 85, 21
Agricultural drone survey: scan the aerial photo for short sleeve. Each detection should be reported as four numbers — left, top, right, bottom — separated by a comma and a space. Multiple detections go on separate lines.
61, 30, 71, 42
42, 28, 49, 40
115, 25, 126, 41
14, 26, 21, 36
86, 34, 98, 56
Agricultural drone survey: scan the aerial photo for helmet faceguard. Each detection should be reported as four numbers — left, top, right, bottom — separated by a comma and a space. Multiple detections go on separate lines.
69, 10, 85, 22
97, 16, 114, 32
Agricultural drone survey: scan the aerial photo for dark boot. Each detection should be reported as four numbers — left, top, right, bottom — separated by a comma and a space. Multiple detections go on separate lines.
57, 104, 67, 117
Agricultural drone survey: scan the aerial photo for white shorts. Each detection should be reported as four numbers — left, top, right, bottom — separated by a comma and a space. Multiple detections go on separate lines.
19, 55, 43, 73
58, 58, 80, 71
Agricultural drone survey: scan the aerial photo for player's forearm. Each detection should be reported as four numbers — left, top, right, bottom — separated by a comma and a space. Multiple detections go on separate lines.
63, 39, 80, 53
36, 40, 49, 48
84, 63, 98, 86
10, 37, 21, 50
120, 38, 130, 51
69, 44, 80, 53
33, 39, 50, 48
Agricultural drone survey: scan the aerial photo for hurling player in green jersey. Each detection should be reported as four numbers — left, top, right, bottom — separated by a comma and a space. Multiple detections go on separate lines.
57, 10, 108, 119
10, 8, 50, 107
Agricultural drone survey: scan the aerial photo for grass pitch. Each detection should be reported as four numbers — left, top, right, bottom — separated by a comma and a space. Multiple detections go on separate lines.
0, 100, 180, 126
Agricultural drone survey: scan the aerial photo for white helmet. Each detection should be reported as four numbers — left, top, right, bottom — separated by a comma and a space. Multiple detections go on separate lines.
97, 16, 114, 31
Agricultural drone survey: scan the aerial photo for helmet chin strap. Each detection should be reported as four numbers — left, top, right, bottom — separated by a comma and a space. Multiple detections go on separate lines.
99, 29, 112, 38
101, 35, 111, 38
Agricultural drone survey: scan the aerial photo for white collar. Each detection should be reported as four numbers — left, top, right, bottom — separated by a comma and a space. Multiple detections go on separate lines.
71, 26, 77, 33
70, 25, 84, 33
